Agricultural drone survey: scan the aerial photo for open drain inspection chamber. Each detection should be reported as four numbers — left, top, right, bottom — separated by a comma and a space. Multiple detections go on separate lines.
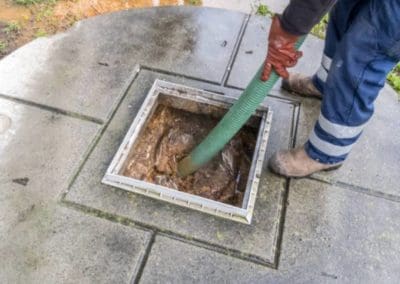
102, 80, 273, 224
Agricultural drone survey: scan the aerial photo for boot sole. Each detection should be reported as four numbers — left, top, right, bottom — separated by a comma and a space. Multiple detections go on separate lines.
269, 164, 343, 179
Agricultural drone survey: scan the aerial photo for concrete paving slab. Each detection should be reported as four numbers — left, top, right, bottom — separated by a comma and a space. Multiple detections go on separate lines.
276, 179, 400, 283
140, 235, 271, 284
0, 98, 99, 234
0, 205, 151, 284
65, 69, 298, 265
0, 7, 245, 120
140, 179, 400, 284
226, 15, 324, 90
202, 0, 289, 14
293, 85, 400, 197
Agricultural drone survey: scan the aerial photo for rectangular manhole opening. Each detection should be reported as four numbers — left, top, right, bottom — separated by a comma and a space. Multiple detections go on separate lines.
102, 80, 272, 224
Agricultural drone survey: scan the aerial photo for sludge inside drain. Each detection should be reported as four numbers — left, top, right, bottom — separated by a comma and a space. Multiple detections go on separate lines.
121, 94, 260, 207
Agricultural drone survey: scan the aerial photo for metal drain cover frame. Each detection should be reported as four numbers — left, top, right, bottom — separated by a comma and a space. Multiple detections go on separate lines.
102, 80, 273, 224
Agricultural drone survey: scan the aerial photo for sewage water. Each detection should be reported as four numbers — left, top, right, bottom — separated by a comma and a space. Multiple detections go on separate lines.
122, 103, 258, 207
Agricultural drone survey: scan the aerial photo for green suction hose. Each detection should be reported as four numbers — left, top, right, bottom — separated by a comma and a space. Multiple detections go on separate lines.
177, 36, 306, 177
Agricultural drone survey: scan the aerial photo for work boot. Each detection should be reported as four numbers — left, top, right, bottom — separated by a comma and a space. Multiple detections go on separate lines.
269, 146, 342, 178
281, 73, 322, 99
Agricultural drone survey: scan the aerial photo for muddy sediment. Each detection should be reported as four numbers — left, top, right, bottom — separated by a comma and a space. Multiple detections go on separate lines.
122, 104, 258, 207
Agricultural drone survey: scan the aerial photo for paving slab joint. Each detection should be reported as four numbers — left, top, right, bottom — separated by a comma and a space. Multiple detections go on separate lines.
221, 14, 251, 86
59, 199, 152, 230
59, 65, 141, 200
131, 232, 156, 284
59, 198, 277, 268
141, 65, 221, 85
291, 102, 301, 148
308, 176, 400, 203
0, 93, 104, 124
273, 176, 291, 268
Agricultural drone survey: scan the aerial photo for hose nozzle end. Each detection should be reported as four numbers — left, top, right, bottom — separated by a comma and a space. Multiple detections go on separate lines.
177, 155, 197, 177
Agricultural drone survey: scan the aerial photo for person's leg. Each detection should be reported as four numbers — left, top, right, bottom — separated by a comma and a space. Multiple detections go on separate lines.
282, 0, 363, 98
270, 0, 400, 177
312, 0, 364, 94
306, 0, 400, 164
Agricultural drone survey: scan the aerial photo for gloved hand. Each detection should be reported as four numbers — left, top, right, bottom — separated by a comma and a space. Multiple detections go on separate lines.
261, 15, 303, 81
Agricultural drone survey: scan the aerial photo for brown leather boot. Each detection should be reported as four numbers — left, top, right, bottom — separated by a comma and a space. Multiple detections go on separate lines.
281, 73, 322, 99
269, 146, 342, 178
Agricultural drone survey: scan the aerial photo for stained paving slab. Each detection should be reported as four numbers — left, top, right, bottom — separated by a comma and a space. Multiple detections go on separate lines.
0, 98, 150, 283
0, 205, 151, 283
0, 97, 99, 233
140, 179, 400, 284
0, 7, 245, 121
65, 69, 298, 265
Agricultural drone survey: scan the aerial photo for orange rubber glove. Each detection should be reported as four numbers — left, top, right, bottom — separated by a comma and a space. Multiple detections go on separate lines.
261, 15, 303, 81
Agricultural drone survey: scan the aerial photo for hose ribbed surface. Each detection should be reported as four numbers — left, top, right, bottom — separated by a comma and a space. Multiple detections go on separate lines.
178, 37, 306, 177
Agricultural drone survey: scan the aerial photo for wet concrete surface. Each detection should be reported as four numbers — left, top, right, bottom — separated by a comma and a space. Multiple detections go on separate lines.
0, 113, 11, 134
1, 5, 400, 283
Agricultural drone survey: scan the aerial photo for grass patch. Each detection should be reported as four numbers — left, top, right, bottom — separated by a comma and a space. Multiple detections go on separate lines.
13, 0, 56, 5
34, 29, 47, 37
388, 64, 400, 93
14, 0, 42, 5
3, 21, 22, 34
36, 6, 54, 21
0, 41, 7, 53
256, 4, 273, 17
186, 0, 201, 5
311, 14, 329, 39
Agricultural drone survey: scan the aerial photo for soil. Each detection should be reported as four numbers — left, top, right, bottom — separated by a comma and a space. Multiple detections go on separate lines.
123, 104, 258, 207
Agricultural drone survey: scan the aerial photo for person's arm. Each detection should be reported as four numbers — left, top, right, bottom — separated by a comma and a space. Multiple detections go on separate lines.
261, 0, 336, 81
280, 0, 336, 36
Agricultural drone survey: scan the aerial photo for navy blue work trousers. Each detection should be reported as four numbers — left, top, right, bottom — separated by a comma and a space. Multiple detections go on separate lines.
307, 0, 400, 164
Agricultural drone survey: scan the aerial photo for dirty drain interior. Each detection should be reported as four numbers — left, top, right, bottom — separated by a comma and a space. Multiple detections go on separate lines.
121, 94, 261, 207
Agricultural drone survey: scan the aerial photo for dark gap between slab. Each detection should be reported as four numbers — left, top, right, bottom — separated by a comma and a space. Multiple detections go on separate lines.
221, 15, 251, 86
0, 92, 104, 124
